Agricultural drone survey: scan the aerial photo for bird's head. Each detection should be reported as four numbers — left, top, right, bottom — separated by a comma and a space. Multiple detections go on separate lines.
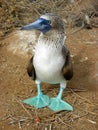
21, 13, 64, 33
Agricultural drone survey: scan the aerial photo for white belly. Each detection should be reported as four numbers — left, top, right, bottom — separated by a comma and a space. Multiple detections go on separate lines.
33, 43, 65, 84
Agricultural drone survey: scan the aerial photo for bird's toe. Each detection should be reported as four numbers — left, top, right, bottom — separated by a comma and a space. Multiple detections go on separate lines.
48, 97, 73, 111
23, 95, 50, 108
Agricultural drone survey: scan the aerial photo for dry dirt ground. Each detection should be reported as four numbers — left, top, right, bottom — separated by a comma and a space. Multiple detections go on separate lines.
0, 28, 98, 130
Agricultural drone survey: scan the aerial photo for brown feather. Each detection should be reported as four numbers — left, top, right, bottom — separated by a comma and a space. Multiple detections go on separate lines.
27, 56, 36, 80
62, 46, 73, 80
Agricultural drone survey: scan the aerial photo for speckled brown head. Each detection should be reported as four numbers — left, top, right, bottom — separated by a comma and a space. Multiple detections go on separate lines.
40, 13, 65, 32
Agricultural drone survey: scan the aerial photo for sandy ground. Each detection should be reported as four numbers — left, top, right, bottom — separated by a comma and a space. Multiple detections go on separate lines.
0, 28, 98, 130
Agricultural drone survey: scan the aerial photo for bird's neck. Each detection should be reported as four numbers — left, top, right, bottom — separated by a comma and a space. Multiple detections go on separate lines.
38, 30, 66, 46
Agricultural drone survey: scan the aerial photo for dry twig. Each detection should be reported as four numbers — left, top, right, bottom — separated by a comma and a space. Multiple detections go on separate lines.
15, 98, 33, 118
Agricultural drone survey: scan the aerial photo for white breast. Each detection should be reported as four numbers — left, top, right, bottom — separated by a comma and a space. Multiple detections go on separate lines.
33, 41, 65, 84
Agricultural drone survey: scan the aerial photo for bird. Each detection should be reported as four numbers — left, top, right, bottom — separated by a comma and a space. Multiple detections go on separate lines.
21, 13, 73, 111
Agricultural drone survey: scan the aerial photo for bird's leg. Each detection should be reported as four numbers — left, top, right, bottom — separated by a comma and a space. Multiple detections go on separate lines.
37, 83, 43, 97
56, 87, 64, 99
48, 81, 73, 111
23, 80, 50, 108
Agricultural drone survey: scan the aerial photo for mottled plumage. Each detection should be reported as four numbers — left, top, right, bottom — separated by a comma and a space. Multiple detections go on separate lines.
27, 56, 36, 80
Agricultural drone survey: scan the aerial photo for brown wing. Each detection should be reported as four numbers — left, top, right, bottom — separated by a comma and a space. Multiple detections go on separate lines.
27, 56, 36, 80
62, 46, 73, 80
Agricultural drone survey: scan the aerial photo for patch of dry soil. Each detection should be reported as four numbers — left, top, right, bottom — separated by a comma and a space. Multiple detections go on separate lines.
0, 28, 98, 130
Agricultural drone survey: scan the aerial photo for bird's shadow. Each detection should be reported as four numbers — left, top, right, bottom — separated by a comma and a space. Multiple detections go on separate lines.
69, 47, 95, 92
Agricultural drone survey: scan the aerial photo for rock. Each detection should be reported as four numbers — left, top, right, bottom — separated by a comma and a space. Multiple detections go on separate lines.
1, 30, 39, 58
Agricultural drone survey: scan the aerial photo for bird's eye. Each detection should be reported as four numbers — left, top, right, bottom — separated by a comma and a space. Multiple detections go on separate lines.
48, 20, 51, 24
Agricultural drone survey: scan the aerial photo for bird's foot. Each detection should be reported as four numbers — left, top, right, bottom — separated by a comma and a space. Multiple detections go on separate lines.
23, 94, 50, 108
48, 97, 73, 111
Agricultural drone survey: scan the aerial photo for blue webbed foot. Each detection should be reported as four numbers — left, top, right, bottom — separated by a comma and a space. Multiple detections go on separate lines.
48, 85, 73, 112
23, 83, 50, 108
48, 97, 73, 111
23, 94, 50, 108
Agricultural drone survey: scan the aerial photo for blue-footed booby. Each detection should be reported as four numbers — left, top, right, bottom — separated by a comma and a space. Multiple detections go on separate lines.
21, 13, 73, 111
